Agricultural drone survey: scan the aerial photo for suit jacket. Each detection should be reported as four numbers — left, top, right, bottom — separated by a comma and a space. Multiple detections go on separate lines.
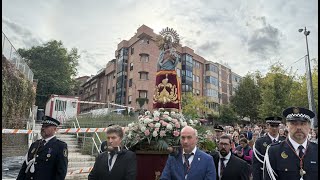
263, 140, 318, 180
100, 141, 107, 153
252, 135, 286, 180
88, 149, 137, 180
160, 148, 216, 180
211, 151, 250, 180
17, 137, 68, 180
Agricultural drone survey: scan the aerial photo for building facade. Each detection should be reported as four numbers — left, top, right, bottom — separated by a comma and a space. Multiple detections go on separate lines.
80, 25, 242, 114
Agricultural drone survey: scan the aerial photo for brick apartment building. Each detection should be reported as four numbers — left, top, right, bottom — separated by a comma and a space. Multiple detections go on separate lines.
78, 25, 242, 114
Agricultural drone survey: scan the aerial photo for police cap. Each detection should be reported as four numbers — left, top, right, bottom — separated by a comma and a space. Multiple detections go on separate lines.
265, 116, 282, 124
42, 116, 60, 126
282, 107, 315, 122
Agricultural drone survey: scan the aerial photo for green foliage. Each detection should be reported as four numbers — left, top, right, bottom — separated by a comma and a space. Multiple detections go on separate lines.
230, 73, 261, 122
182, 92, 209, 119
258, 63, 295, 118
17, 40, 80, 108
218, 104, 238, 124
2, 57, 35, 128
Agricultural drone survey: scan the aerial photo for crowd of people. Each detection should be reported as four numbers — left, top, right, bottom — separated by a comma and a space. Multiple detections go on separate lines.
17, 106, 318, 180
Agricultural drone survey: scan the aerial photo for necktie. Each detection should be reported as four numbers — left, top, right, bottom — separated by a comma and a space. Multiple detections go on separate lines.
272, 139, 277, 143
183, 153, 193, 174
220, 158, 226, 177
40, 140, 46, 147
298, 145, 304, 158
109, 152, 115, 168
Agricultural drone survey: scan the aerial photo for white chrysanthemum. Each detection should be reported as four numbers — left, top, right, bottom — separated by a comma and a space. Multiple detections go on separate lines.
145, 111, 151, 115
164, 111, 170, 115
144, 118, 152, 124
166, 124, 173, 130
153, 111, 160, 117
166, 117, 172, 121
140, 126, 146, 132
170, 111, 176, 115
155, 123, 161, 128
181, 122, 187, 127
152, 131, 158, 137
128, 123, 135, 128
194, 120, 198, 124
189, 120, 194, 124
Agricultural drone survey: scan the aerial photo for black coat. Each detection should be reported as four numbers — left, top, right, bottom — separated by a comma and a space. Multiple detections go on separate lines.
211, 151, 250, 180
88, 149, 137, 180
252, 135, 286, 180
263, 140, 318, 180
17, 137, 68, 180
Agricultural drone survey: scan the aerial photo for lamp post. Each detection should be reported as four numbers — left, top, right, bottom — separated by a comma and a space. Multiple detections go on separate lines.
298, 27, 318, 128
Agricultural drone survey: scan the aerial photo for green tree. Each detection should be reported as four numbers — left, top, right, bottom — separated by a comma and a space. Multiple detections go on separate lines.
258, 63, 295, 118
181, 92, 209, 119
230, 73, 261, 123
18, 40, 80, 108
218, 104, 238, 125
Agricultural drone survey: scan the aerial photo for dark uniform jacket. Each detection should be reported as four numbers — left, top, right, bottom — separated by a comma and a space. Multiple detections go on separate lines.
252, 134, 286, 180
17, 137, 68, 180
211, 151, 250, 180
88, 149, 137, 180
263, 140, 318, 180
100, 141, 107, 153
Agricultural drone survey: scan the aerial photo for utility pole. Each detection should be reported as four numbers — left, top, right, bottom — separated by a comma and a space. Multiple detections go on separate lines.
299, 27, 318, 128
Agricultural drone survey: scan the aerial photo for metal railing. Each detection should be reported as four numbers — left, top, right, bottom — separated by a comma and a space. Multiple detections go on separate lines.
2, 31, 34, 83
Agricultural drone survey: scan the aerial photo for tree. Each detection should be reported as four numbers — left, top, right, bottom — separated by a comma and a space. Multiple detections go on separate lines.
218, 104, 238, 125
258, 63, 295, 118
181, 92, 209, 119
230, 73, 261, 123
18, 40, 80, 108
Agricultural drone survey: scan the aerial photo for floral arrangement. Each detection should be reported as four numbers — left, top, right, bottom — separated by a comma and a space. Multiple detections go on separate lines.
122, 109, 215, 152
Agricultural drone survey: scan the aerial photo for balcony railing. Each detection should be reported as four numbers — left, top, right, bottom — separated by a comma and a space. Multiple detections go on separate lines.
2, 32, 34, 83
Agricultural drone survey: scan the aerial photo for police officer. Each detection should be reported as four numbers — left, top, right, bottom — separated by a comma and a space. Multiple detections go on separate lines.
252, 116, 286, 180
263, 107, 318, 180
17, 116, 68, 180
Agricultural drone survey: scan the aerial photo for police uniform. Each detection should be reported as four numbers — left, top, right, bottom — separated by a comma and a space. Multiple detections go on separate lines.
17, 116, 68, 180
252, 116, 285, 180
263, 107, 318, 180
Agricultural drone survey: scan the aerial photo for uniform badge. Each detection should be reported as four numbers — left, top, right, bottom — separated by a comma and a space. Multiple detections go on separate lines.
263, 142, 268, 147
293, 107, 300, 114
47, 154, 51, 158
31, 148, 36, 153
281, 151, 288, 159
63, 148, 68, 157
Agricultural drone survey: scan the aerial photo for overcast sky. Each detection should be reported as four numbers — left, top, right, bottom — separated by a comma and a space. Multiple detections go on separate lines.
3, 0, 318, 77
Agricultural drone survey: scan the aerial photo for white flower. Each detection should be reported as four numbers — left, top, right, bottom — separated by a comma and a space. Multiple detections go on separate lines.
152, 131, 158, 137
170, 111, 176, 115
164, 111, 170, 115
155, 123, 161, 128
145, 111, 151, 115
166, 117, 172, 121
140, 126, 146, 132
181, 122, 187, 127
128, 123, 134, 128
153, 111, 160, 117
194, 120, 198, 124
166, 124, 173, 130
189, 120, 194, 124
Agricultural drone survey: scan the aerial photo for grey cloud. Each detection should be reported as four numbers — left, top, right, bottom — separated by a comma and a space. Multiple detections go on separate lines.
197, 41, 220, 53
247, 17, 281, 59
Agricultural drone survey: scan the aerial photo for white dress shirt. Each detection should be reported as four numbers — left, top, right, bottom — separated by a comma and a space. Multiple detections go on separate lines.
218, 151, 231, 178
288, 135, 307, 155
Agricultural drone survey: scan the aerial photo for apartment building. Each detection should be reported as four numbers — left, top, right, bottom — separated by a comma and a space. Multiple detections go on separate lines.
81, 25, 242, 114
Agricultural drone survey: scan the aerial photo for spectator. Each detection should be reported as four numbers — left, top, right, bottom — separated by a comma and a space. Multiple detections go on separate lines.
234, 138, 253, 166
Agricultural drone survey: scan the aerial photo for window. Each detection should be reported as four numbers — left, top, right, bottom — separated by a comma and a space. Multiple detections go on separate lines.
129, 79, 132, 87
55, 100, 67, 111
112, 86, 115, 93
205, 89, 219, 98
139, 72, 149, 80
131, 47, 134, 55
107, 89, 110, 95
205, 64, 218, 73
205, 76, 218, 86
139, 90, 148, 98
140, 54, 149, 62
128, 96, 132, 104
196, 76, 200, 83
130, 63, 133, 71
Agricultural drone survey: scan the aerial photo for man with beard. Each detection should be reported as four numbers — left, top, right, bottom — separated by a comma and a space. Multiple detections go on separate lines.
88, 125, 137, 180
17, 116, 68, 180
264, 107, 318, 180
211, 135, 250, 180
252, 116, 286, 180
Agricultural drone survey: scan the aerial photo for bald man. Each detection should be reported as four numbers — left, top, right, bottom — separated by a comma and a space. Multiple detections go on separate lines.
160, 126, 216, 180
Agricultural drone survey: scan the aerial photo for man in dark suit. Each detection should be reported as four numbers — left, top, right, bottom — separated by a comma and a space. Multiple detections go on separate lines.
160, 126, 216, 180
252, 116, 286, 180
88, 125, 137, 180
17, 116, 68, 180
264, 107, 318, 180
211, 135, 250, 180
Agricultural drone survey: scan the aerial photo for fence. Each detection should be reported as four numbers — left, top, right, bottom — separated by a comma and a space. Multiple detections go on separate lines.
2, 31, 34, 83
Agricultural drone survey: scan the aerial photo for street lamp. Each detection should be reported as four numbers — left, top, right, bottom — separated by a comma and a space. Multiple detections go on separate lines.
298, 27, 318, 128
